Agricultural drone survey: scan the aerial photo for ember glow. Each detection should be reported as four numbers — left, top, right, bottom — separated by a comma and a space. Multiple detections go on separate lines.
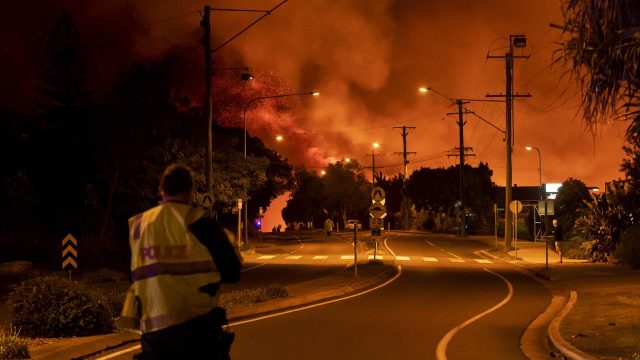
0, 0, 627, 187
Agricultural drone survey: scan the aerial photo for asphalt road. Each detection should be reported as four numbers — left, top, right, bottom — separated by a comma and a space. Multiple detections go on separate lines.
95, 232, 551, 359
231, 232, 550, 359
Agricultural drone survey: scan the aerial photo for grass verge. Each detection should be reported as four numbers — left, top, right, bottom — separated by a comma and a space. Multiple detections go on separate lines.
0, 328, 29, 360
219, 284, 288, 309
561, 286, 640, 360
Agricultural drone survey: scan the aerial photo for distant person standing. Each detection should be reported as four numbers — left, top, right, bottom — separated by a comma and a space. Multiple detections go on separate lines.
553, 219, 563, 263
123, 164, 241, 359
324, 218, 334, 236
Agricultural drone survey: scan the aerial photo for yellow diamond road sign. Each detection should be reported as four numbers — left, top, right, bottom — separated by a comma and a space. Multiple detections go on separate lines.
369, 202, 387, 219
371, 187, 386, 202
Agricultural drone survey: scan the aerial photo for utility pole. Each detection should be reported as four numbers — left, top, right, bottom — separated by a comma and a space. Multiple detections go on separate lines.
487, 34, 531, 250
366, 151, 378, 191
446, 100, 475, 236
201, 6, 213, 195
393, 126, 416, 230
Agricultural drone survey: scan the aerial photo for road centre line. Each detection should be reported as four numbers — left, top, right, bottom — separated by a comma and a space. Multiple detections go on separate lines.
426, 239, 463, 259
313, 255, 329, 259
230, 265, 403, 327
435, 268, 514, 360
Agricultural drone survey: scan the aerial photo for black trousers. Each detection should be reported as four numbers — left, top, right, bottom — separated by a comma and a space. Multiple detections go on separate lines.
139, 308, 233, 360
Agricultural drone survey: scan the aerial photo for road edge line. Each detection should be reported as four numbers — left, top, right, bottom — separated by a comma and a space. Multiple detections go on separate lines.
230, 265, 402, 326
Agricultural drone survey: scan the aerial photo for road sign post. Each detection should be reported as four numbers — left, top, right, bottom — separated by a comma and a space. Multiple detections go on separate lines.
62, 233, 78, 280
353, 225, 358, 277
369, 187, 387, 260
509, 200, 523, 258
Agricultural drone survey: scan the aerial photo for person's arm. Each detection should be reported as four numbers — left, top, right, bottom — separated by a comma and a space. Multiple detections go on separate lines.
190, 217, 241, 283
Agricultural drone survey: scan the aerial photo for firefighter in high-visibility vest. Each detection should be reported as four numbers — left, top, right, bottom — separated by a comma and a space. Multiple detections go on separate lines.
122, 164, 241, 359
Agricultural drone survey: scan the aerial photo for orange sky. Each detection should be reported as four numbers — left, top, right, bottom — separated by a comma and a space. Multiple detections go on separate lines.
1, 0, 628, 188
203, 0, 626, 188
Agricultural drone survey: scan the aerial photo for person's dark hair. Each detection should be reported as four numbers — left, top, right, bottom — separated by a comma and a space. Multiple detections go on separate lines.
160, 164, 194, 196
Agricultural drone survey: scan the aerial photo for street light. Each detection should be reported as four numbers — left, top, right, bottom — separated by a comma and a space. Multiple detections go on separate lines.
525, 146, 542, 200
526, 145, 548, 268
370, 142, 380, 189
241, 91, 319, 247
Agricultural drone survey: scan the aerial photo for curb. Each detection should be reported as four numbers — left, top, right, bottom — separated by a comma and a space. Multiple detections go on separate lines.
227, 264, 397, 322
548, 291, 598, 360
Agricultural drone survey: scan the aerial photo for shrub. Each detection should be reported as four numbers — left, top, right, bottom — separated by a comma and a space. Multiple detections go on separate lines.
614, 225, 640, 269
0, 328, 29, 360
219, 284, 288, 309
81, 268, 129, 284
8, 276, 114, 338
563, 235, 594, 260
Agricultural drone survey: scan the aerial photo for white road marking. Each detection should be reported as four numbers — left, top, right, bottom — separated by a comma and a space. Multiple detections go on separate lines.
313, 255, 329, 260
436, 268, 514, 360
426, 240, 437, 247
231, 266, 403, 327
395, 256, 411, 261
367, 255, 384, 260
449, 258, 465, 263
340, 255, 354, 260
96, 345, 141, 359
446, 251, 463, 259
256, 255, 277, 260
242, 263, 267, 272
285, 255, 302, 260
422, 257, 438, 262
475, 259, 492, 264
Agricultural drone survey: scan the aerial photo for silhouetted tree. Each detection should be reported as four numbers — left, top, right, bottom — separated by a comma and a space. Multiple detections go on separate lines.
556, 0, 640, 134
555, 177, 590, 237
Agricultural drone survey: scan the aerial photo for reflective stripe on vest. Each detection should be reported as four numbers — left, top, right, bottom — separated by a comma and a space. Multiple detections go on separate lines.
132, 260, 216, 282
128, 202, 220, 334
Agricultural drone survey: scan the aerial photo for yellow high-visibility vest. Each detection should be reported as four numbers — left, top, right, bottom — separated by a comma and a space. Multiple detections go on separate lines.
127, 202, 220, 334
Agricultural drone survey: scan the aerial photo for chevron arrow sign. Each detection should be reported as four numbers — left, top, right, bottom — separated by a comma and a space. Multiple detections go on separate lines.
61, 233, 78, 270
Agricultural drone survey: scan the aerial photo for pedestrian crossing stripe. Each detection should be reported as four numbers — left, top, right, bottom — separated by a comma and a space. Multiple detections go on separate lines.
249, 254, 492, 264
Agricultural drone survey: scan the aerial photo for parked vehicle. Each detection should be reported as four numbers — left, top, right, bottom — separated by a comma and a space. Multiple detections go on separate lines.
346, 220, 363, 231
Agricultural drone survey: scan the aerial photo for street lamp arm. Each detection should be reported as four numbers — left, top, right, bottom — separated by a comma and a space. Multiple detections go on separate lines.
426, 87, 453, 102
466, 108, 506, 134
243, 91, 318, 158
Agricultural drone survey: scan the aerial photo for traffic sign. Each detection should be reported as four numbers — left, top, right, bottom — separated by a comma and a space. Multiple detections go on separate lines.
369, 202, 387, 219
509, 200, 523, 214
371, 187, 386, 202
369, 217, 383, 228
61, 233, 78, 270
201, 193, 214, 208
